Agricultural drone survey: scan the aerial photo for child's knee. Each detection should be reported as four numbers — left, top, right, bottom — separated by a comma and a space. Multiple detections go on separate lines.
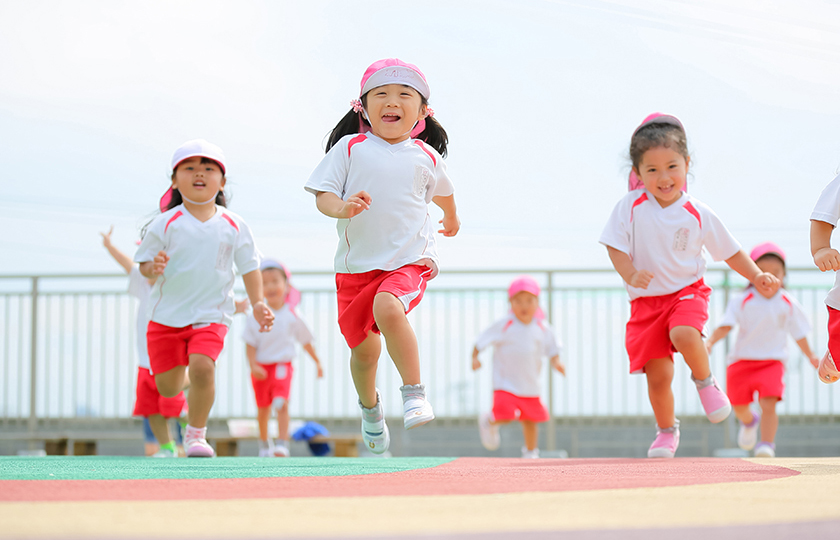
188, 356, 215, 385
372, 292, 406, 326
669, 326, 701, 350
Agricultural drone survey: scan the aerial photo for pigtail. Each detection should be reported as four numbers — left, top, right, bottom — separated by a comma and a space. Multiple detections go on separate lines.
326, 109, 369, 154
414, 115, 448, 158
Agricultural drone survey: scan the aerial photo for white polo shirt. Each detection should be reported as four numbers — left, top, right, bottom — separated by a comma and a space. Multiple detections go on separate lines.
600, 190, 741, 300
811, 173, 840, 310
134, 204, 261, 328
242, 304, 314, 364
474, 313, 561, 398
719, 288, 810, 364
304, 133, 455, 274
128, 267, 152, 371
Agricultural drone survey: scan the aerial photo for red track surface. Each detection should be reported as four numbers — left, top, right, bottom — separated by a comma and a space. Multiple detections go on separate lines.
2, 457, 797, 502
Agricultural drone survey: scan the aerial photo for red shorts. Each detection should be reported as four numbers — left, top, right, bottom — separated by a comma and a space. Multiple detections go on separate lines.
132, 367, 187, 418
492, 390, 549, 423
146, 321, 228, 374
626, 279, 711, 374
828, 307, 840, 362
726, 360, 785, 405
336, 265, 431, 348
251, 362, 294, 408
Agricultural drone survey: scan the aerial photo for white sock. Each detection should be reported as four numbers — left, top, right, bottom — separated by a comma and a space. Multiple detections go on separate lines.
185, 425, 206, 441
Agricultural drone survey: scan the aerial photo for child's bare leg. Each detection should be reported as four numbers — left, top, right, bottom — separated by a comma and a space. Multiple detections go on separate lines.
147, 414, 172, 446
257, 407, 271, 442
759, 397, 780, 443
155, 366, 187, 398
351, 332, 382, 408
669, 326, 710, 380
373, 292, 420, 385
645, 357, 676, 428
185, 354, 215, 429
733, 404, 754, 425
522, 420, 539, 451
276, 401, 290, 441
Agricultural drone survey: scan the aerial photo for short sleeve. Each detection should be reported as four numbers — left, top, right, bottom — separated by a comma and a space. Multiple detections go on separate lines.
134, 215, 166, 263
426, 152, 454, 202
542, 325, 561, 358
598, 196, 632, 254
719, 294, 742, 328
292, 312, 314, 345
786, 295, 811, 341
242, 314, 260, 348
233, 219, 261, 276
811, 173, 840, 226
700, 205, 741, 262
127, 266, 148, 300
475, 318, 506, 351
304, 137, 351, 198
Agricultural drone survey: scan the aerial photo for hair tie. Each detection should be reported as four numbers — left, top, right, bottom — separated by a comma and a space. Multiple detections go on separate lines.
425, 106, 434, 118
350, 99, 364, 113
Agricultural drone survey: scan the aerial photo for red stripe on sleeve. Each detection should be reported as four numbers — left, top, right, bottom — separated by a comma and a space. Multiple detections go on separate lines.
414, 140, 437, 167
683, 201, 702, 228
347, 134, 367, 157
630, 193, 648, 222
164, 211, 183, 233
221, 213, 239, 231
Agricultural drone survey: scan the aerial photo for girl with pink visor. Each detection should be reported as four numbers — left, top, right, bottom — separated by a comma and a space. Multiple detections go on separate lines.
304, 59, 460, 454
706, 243, 819, 458
600, 114, 780, 458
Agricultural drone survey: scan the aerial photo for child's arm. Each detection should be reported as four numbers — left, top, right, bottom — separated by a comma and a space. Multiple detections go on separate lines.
303, 343, 324, 378
246, 344, 267, 380
432, 194, 460, 237
724, 250, 780, 298
471, 346, 482, 371
550, 354, 565, 376
795, 338, 820, 369
315, 191, 371, 219
138, 251, 169, 279
811, 220, 840, 272
705, 325, 732, 354
100, 226, 134, 274
242, 269, 274, 332
606, 246, 653, 289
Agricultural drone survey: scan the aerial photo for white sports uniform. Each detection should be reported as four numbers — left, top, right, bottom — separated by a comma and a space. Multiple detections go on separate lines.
474, 313, 561, 397
811, 173, 840, 310
599, 190, 741, 300
128, 267, 152, 371
242, 304, 314, 364
719, 289, 810, 364
304, 132, 454, 274
134, 204, 261, 328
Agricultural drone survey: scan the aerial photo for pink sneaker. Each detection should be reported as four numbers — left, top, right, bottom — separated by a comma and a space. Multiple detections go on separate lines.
695, 376, 731, 423
184, 437, 215, 458
648, 420, 680, 458
818, 352, 840, 384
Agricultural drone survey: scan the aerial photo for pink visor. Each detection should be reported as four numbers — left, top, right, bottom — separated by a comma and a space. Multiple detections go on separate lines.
260, 259, 301, 310
360, 58, 430, 99
750, 242, 786, 263
628, 112, 687, 192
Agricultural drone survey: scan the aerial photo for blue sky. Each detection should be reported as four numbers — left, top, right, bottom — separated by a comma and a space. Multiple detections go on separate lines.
2, 0, 840, 276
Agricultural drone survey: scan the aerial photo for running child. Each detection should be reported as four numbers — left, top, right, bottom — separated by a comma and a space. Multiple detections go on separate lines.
304, 58, 460, 454
599, 113, 780, 458
472, 276, 565, 459
101, 226, 185, 458
135, 139, 274, 458
810, 169, 840, 384
244, 259, 323, 457
706, 242, 819, 457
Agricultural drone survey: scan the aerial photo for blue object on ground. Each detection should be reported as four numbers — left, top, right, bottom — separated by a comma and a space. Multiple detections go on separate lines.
292, 421, 331, 456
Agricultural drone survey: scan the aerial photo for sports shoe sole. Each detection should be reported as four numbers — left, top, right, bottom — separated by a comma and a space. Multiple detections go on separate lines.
647, 447, 676, 458
404, 406, 435, 430
363, 422, 390, 455
706, 403, 732, 423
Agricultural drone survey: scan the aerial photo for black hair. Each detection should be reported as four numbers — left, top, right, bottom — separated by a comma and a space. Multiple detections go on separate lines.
755, 253, 786, 270
325, 92, 448, 157
629, 123, 689, 172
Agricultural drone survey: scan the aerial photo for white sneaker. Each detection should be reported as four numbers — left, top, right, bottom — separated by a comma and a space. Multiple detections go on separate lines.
737, 411, 760, 451
151, 447, 176, 458
478, 411, 500, 451
521, 446, 540, 459
273, 443, 290, 457
360, 389, 390, 455
258, 448, 273, 458
184, 438, 215, 458
754, 442, 776, 457
400, 384, 435, 430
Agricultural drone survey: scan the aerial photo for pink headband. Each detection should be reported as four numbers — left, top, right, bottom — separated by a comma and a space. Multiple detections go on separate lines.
628, 113, 688, 192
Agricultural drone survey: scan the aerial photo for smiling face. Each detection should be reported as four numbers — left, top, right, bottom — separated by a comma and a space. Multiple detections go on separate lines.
510, 291, 540, 324
633, 146, 689, 208
171, 156, 225, 205
261, 267, 287, 309
363, 84, 426, 144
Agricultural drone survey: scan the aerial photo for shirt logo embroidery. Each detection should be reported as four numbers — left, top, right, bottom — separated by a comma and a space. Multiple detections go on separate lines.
216, 242, 233, 271
413, 165, 431, 197
673, 227, 689, 251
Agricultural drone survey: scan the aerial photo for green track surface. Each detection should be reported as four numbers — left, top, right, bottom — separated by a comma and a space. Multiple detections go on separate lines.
0, 456, 454, 481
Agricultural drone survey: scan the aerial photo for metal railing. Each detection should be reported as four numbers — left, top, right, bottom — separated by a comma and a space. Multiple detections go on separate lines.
1, 268, 836, 443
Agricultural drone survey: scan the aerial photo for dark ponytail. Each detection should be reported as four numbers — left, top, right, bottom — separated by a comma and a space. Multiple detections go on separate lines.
415, 96, 448, 158
326, 108, 369, 153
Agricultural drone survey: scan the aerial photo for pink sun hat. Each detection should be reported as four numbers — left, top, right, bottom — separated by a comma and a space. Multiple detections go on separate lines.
750, 242, 786, 264
359, 58, 430, 99
159, 139, 227, 211
260, 258, 301, 310
508, 276, 545, 321
628, 112, 687, 192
